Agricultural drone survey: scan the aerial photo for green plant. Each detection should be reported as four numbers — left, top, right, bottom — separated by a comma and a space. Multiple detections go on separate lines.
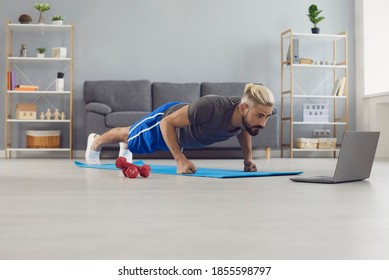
36, 47, 46, 54
34, 3, 50, 13
52, 15, 64, 21
307, 4, 325, 28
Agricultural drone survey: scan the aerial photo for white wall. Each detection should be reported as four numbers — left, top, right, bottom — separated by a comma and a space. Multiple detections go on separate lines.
0, 0, 355, 151
363, 0, 389, 96
355, 0, 389, 157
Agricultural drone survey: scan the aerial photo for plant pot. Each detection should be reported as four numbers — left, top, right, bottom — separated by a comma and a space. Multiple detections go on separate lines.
311, 27, 320, 34
52, 20, 63, 25
37, 53, 45, 58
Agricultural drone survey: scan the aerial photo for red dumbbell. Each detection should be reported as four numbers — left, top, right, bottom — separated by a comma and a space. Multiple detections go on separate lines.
123, 165, 139, 178
115, 156, 151, 178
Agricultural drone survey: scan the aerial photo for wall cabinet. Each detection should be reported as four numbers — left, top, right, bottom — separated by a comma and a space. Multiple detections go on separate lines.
280, 29, 348, 158
4, 22, 73, 158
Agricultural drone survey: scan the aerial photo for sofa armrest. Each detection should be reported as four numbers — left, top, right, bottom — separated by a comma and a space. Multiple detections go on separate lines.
85, 102, 112, 115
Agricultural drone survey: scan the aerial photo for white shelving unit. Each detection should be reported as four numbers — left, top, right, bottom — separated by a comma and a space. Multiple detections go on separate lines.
280, 29, 348, 158
4, 21, 73, 158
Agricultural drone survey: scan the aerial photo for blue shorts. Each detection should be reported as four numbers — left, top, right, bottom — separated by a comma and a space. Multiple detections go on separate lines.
127, 102, 184, 154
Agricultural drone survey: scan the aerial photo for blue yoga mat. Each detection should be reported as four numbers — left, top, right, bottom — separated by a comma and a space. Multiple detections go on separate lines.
74, 161, 302, 178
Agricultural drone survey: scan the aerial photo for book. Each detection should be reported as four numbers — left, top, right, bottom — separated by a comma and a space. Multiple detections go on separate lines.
299, 58, 313, 64
7, 71, 17, 90
15, 85, 39, 91
11, 72, 16, 90
286, 39, 299, 65
337, 77, 347, 96
7, 72, 11, 90
331, 78, 342, 96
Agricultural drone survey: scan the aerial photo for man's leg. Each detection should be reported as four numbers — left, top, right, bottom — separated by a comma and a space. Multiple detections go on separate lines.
92, 127, 129, 150
85, 127, 130, 164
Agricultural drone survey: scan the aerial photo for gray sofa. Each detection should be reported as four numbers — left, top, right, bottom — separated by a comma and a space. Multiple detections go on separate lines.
84, 80, 279, 158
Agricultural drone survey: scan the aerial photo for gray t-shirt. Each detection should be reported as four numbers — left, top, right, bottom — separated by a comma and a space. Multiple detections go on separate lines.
165, 95, 242, 148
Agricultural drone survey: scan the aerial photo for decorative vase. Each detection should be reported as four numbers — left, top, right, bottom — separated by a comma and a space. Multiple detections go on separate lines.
311, 27, 320, 34
55, 78, 64, 91
38, 12, 45, 24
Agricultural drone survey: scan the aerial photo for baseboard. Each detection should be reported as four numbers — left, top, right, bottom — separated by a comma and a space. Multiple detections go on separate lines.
0, 149, 281, 159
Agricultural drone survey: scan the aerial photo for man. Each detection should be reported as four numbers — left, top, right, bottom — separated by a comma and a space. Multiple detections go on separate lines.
85, 83, 275, 174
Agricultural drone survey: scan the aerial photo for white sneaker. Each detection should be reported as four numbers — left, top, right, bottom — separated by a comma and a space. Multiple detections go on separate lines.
119, 142, 132, 163
85, 133, 101, 165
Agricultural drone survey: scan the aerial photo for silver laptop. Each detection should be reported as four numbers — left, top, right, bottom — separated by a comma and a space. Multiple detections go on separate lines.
290, 131, 380, 184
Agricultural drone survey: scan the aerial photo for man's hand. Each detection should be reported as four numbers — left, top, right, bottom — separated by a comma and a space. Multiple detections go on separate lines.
176, 158, 197, 174
244, 159, 257, 172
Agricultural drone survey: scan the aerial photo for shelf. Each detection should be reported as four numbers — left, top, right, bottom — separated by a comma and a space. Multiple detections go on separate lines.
5, 20, 74, 159
7, 90, 71, 95
7, 119, 71, 123
283, 94, 347, 99
292, 148, 340, 152
8, 57, 71, 62
292, 121, 347, 125
287, 63, 347, 69
8, 23, 72, 32
6, 148, 71, 152
283, 32, 346, 41
280, 29, 348, 158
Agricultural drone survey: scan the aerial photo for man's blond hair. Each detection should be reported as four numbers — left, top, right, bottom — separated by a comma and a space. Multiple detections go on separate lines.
241, 83, 274, 108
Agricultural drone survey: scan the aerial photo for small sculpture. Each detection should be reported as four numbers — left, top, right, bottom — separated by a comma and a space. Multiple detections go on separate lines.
60, 112, 66, 120
40, 112, 45, 120
20, 44, 28, 57
53, 108, 60, 120
45, 108, 52, 120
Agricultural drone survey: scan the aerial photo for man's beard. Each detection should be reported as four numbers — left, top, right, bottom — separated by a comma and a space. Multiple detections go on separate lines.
242, 116, 263, 136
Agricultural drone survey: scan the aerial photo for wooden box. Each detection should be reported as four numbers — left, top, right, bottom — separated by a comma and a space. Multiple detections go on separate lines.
52, 47, 67, 58
26, 130, 60, 148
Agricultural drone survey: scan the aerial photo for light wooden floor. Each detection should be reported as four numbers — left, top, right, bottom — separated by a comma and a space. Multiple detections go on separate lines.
0, 157, 388, 260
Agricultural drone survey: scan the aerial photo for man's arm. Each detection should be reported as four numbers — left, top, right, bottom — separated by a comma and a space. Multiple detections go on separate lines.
159, 105, 197, 174
236, 130, 257, 172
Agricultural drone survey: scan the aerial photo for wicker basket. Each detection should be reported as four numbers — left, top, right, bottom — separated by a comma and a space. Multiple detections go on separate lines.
295, 138, 318, 149
26, 130, 60, 148
318, 138, 337, 149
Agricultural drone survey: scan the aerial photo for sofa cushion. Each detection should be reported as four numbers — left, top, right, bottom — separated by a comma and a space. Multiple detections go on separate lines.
84, 80, 152, 112
152, 82, 201, 109
85, 102, 112, 115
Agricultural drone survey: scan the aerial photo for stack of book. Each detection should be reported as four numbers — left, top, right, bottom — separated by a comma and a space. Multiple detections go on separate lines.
14, 85, 40, 91
7, 71, 39, 91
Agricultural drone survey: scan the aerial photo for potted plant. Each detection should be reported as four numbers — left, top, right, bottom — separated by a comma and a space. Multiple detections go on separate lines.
36, 47, 46, 58
52, 15, 64, 25
34, 3, 50, 24
307, 4, 325, 34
